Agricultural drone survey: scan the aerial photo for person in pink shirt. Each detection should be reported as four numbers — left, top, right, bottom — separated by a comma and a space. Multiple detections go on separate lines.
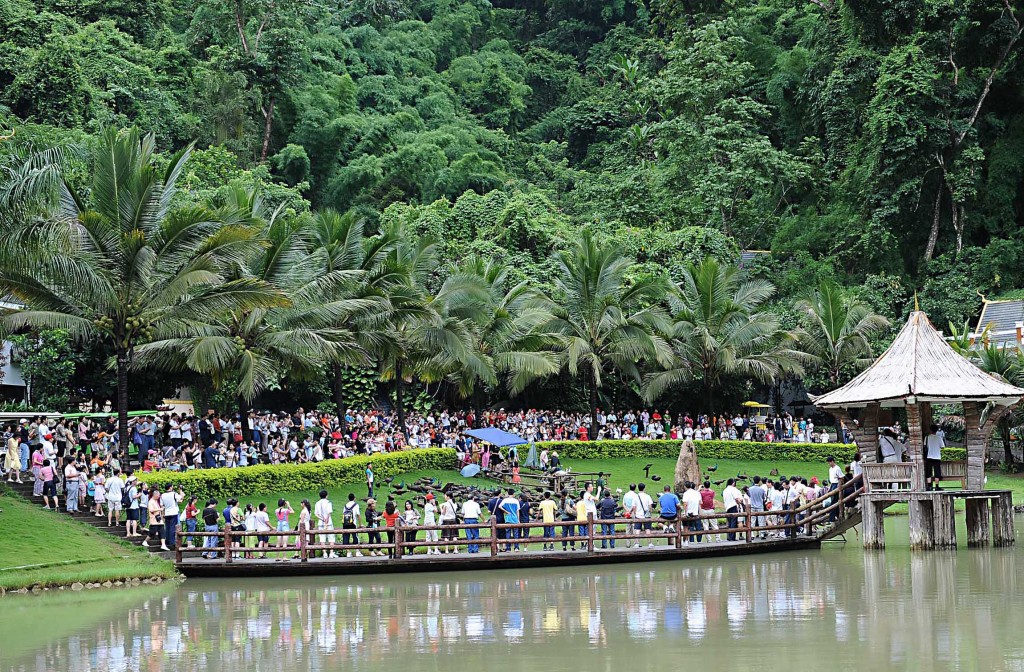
39, 459, 59, 510
31, 448, 44, 496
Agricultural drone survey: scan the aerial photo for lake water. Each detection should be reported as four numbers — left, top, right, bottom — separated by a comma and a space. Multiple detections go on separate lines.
3, 517, 1023, 672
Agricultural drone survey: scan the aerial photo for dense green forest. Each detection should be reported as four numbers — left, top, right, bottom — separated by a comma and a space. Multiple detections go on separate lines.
2, 0, 1024, 416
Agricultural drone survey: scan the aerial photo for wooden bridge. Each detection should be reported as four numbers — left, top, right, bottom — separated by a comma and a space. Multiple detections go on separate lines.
175, 476, 867, 577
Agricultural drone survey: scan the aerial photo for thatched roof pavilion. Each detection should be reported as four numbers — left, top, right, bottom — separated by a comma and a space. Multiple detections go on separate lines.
814, 311, 1024, 490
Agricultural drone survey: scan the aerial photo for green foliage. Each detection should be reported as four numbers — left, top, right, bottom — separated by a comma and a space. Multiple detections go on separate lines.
538, 439, 966, 464
10, 330, 77, 411
142, 449, 458, 500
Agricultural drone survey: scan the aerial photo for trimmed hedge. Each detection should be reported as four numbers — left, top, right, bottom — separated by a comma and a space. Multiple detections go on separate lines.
140, 449, 458, 501
537, 439, 967, 464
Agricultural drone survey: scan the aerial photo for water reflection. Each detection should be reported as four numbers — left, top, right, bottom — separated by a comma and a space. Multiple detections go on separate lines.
4, 525, 1024, 672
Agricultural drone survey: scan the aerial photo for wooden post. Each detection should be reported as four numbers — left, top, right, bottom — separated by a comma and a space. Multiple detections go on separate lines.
490, 516, 498, 557
908, 498, 934, 550
905, 402, 926, 491
933, 495, 957, 550
175, 532, 183, 564
744, 501, 752, 543
862, 499, 885, 549
965, 498, 991, 547
962, 402, 988, 491
396, 521, 404, 559
299, 527, 308, 562
674, 516, 682, 549
587, 513, 595, 555
992, 492, 1016, 547
224, 526, 233, 564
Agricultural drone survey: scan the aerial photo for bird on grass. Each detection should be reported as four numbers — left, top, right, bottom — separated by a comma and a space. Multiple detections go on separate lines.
769, 468, 779, 476
707, 464, 718, 473
737, 473, 750, 481
713, 479, 726, 486
642, 464, 654, 478
651, 475, 662, 482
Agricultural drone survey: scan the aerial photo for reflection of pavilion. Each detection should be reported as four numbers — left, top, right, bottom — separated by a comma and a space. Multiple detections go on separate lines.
814, 311, 1018, 549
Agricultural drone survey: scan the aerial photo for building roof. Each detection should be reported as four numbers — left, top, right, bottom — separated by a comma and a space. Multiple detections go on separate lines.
975, 299, 1024, 345
813, 311, 1024, 408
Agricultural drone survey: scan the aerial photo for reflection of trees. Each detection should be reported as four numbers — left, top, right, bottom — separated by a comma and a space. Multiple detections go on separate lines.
8, 540, 1024, 671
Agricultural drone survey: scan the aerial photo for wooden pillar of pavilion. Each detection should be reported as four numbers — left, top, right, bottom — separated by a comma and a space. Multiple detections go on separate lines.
834, 404, 880, 463
905, 402, 927, 491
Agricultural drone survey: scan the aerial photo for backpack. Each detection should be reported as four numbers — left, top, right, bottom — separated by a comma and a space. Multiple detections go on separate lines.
121, 485, 131, 508
343, 502, 356, 525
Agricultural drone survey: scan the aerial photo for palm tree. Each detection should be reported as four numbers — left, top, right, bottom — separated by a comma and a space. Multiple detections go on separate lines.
308, 209, 399, 423
546, 229, 672, 433
444, 255, 559, 419
133, 186, 365, 429
375, 226, 490, 437
794, 280, 890, 389
0, 127, 280, 451
643, 258, 801, 412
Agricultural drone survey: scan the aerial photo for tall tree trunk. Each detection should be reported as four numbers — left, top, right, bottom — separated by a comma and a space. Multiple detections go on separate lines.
238, 394, 251, 442
395, 361, 408, 440
260, 97, 275, 162
332, 362, 347, 435
924, 182, 943, 262
116, 345, 130, 455
1001, 418, 1014, 466
589, 372, 598, 440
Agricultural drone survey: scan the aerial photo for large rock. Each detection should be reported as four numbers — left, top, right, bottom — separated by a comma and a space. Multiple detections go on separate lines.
674, 439, 702, 493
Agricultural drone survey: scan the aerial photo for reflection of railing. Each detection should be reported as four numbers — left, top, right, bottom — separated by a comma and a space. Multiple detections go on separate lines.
862, 463, 918, 492
176, 476, 865, 565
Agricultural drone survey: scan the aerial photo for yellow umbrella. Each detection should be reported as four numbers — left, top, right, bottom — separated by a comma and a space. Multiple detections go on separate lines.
741, 401, 770, 408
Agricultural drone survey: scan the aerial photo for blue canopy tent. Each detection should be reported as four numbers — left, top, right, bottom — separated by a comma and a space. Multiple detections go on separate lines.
462, 428, 528, 447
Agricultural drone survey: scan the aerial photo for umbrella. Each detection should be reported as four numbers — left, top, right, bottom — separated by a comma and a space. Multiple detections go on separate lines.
460, 464, 481, 478
741, 401, 770, 408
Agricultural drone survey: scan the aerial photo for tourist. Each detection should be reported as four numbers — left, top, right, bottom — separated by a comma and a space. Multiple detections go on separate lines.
720, 477, 745, 540
559, 490, 577, 551
160, 485, 183, 550
924, 424, 945, 491
228, 499, 245, 554
93, 467, 106, 518
341, 493, 363, 557
125, 476, 141, 537
183, 496, 198, 547
698, 481, 720, 542
275, 499, 295, 556
366, 462, 374, 498
243, 504, 257, 558
769, 481, 785, 538
315, 490, 337, 558
201, 499, 220, 559
785, 477, 801, 536
879, 428, 903, 464
296, 499, 312, 559
63, 457, 79, 513
31, 446, 44, 496
622, 483, 638, 545
538, 491, 557, 551
487, 490, 505, 545
657, 485, 680, 539
851, 452, 863, 479
423, 493, 440, 555
575, 489, 589, 547
365, 498, 383, 556
383, 500, 399, 559
748, 477, 766, 538
500, 488, 520, 552
254, 503, 273, 558
634, 483, 651, 544
39, 459, 58, 510
518, 490, 532, 545
402, 499, 420, 552
106, 469, 125, 527
681, 482, 702, 543
144, 488, 167, 551
5, 430, 23, 483
461, 494, 481, 554
439, 492, 458, 553
598, 489, 617, 549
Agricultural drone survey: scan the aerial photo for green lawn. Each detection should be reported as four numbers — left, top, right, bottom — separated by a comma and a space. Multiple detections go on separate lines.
0, 488, 177, 590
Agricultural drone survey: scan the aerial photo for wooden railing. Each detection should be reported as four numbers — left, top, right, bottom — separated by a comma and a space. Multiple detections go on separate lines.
176, 476, 865, 564
862, 462, 917, 492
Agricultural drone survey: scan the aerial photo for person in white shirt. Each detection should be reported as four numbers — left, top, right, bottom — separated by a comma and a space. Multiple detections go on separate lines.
423, 494, 440, 555
461, 496, 482, 553
851, 452, 863, 479
254, 503, 273, 557
722, 480, 743, 541
924, 423, 946, 491
314, 490, 337, 558
635, 483, 655, 547
158, 486, 183, 551
622, 484, 639, 547
681, 482, 702, 544
106, 470, 125, 527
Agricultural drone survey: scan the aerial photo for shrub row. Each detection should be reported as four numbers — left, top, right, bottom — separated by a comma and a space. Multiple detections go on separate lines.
537, 439, 967, 464
141, 449, 458, 501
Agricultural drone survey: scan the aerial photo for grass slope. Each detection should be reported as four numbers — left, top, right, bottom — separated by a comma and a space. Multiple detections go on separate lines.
0, 489, 176, 590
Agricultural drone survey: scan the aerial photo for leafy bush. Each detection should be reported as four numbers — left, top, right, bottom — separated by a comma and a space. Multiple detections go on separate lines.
141, 449, 457, 500
539, 439, 966, 464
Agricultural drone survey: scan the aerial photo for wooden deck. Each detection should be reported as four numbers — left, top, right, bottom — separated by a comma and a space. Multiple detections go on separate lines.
176, 536, 823, 578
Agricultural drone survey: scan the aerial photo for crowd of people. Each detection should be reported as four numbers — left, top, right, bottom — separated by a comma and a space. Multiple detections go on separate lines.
2, 406, 848, 481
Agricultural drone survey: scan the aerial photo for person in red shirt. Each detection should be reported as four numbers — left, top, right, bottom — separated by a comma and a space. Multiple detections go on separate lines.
382, 501, 400, 559
699, 481, 720, 542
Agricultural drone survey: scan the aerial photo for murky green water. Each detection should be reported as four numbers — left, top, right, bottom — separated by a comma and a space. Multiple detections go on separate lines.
2, 517, 1023, 672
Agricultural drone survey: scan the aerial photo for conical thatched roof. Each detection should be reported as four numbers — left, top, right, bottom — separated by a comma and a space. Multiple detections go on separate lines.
814, 311, 1024, 408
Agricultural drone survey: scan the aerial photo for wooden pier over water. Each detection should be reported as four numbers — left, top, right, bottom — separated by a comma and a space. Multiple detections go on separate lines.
175, 476, 866, 577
